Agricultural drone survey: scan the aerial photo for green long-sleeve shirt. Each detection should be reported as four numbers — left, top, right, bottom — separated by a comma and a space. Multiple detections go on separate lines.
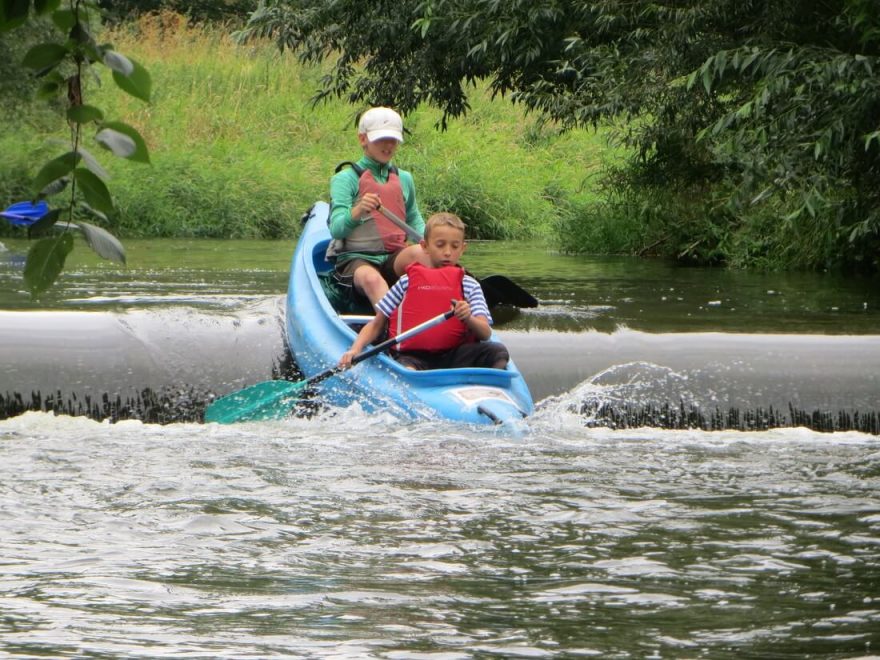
328, 155, 425, 265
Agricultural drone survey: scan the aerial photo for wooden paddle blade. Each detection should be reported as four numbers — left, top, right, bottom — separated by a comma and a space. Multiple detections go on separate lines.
204, 380, 309, 424
478, 274, 538, 309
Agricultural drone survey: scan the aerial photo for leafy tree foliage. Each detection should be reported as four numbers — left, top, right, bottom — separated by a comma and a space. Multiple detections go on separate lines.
98, 0, 258, 25
0, 12, 54, 102
239, 0, 880, 271
1, 0, 152, 296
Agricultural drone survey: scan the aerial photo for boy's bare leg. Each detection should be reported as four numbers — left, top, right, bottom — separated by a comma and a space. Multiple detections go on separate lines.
353, 244, 429, 307
353, 264, 390, 308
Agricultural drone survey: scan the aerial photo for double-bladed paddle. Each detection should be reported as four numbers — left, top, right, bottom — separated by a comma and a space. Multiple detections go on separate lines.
477, 274, 537, 309
376, 204, 538, 309
204, 307, 456, 424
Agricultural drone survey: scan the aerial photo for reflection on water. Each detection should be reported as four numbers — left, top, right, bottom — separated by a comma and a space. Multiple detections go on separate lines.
470, 242, 880, 334
0, 237, 291, 311
2, 237, 879, 333
1, 410, 878, 658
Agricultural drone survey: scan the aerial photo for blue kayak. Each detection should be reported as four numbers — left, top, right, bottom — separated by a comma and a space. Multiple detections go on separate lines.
285, 201, 534, 425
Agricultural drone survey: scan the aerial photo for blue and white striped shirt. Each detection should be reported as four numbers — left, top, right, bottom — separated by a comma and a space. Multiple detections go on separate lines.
376, 273, 493, 324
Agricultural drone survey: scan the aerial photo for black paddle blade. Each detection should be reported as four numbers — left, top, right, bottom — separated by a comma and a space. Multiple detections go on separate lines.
478, 275, 538, 309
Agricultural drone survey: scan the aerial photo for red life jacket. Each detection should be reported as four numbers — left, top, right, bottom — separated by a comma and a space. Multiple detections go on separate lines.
358, 167, 406, 252
389, 263, 473, 352
327, 162, 409, 259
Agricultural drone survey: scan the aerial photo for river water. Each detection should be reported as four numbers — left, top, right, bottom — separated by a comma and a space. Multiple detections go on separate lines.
1, 236, 879, 658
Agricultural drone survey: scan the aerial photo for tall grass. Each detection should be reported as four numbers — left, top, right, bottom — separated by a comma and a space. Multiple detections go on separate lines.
1, 12, 620, 241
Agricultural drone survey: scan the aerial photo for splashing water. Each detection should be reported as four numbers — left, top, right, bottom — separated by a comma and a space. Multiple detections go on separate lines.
1, 408, 878, 658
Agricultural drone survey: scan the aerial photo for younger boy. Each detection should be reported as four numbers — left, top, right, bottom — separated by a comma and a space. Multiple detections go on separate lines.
338, 213, 510, 371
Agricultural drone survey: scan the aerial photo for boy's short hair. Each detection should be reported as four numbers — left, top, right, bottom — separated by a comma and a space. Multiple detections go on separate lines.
425, 212, 466, 240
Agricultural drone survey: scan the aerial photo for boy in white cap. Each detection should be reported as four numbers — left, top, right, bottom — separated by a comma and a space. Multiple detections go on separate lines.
327, 107, 431, 307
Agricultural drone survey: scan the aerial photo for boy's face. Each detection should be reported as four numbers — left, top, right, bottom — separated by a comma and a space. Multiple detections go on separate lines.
359, 134, 399, 164
420, 225, 466, 268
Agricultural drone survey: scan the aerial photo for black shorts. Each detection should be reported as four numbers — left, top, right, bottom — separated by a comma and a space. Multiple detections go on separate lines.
393, 341, 510, 370
333, 251, 404, 303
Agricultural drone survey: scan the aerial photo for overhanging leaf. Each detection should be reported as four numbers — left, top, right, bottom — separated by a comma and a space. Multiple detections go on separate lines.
38, 174, 69, 198
36, 70, 64, 99
0, 0, 30, 32
27, 207, 62, 238
75, 221, 126, 264
67, 104, 104, 124
701, 65, 713, 94
22, 42, 68, 71
33, 152, 80, 196
77, 200, 108, 222
35, 0, 61, 14
111, 56, 151, 103
94, 126, 134, 158
69, 20, 94, 46
103, 50, 134, 76
51, 7, 74, 31
24, 232, 75, 298
74, 167, 114, 216
95, 121, 150, 163
76, 145, 110, 180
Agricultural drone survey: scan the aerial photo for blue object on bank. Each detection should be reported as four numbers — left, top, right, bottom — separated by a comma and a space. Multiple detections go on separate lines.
1, 200, 49, 226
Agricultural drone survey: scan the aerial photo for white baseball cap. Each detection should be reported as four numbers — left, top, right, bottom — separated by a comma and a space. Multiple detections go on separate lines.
358, 107, 404, 143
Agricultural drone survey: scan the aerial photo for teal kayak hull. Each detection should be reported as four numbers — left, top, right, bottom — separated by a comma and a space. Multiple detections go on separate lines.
285, 202, 534, 425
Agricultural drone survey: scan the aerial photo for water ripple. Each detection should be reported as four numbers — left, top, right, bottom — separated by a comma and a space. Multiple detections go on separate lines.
1, 411, 878, 658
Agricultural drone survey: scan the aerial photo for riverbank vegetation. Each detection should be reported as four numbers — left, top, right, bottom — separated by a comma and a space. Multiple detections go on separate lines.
1, 10, 616, 245
239, 0, 880, 274
3, 1, 879, 275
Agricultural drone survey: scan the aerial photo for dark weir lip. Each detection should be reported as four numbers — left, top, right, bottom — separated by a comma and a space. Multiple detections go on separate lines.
1, 309, 879, 432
